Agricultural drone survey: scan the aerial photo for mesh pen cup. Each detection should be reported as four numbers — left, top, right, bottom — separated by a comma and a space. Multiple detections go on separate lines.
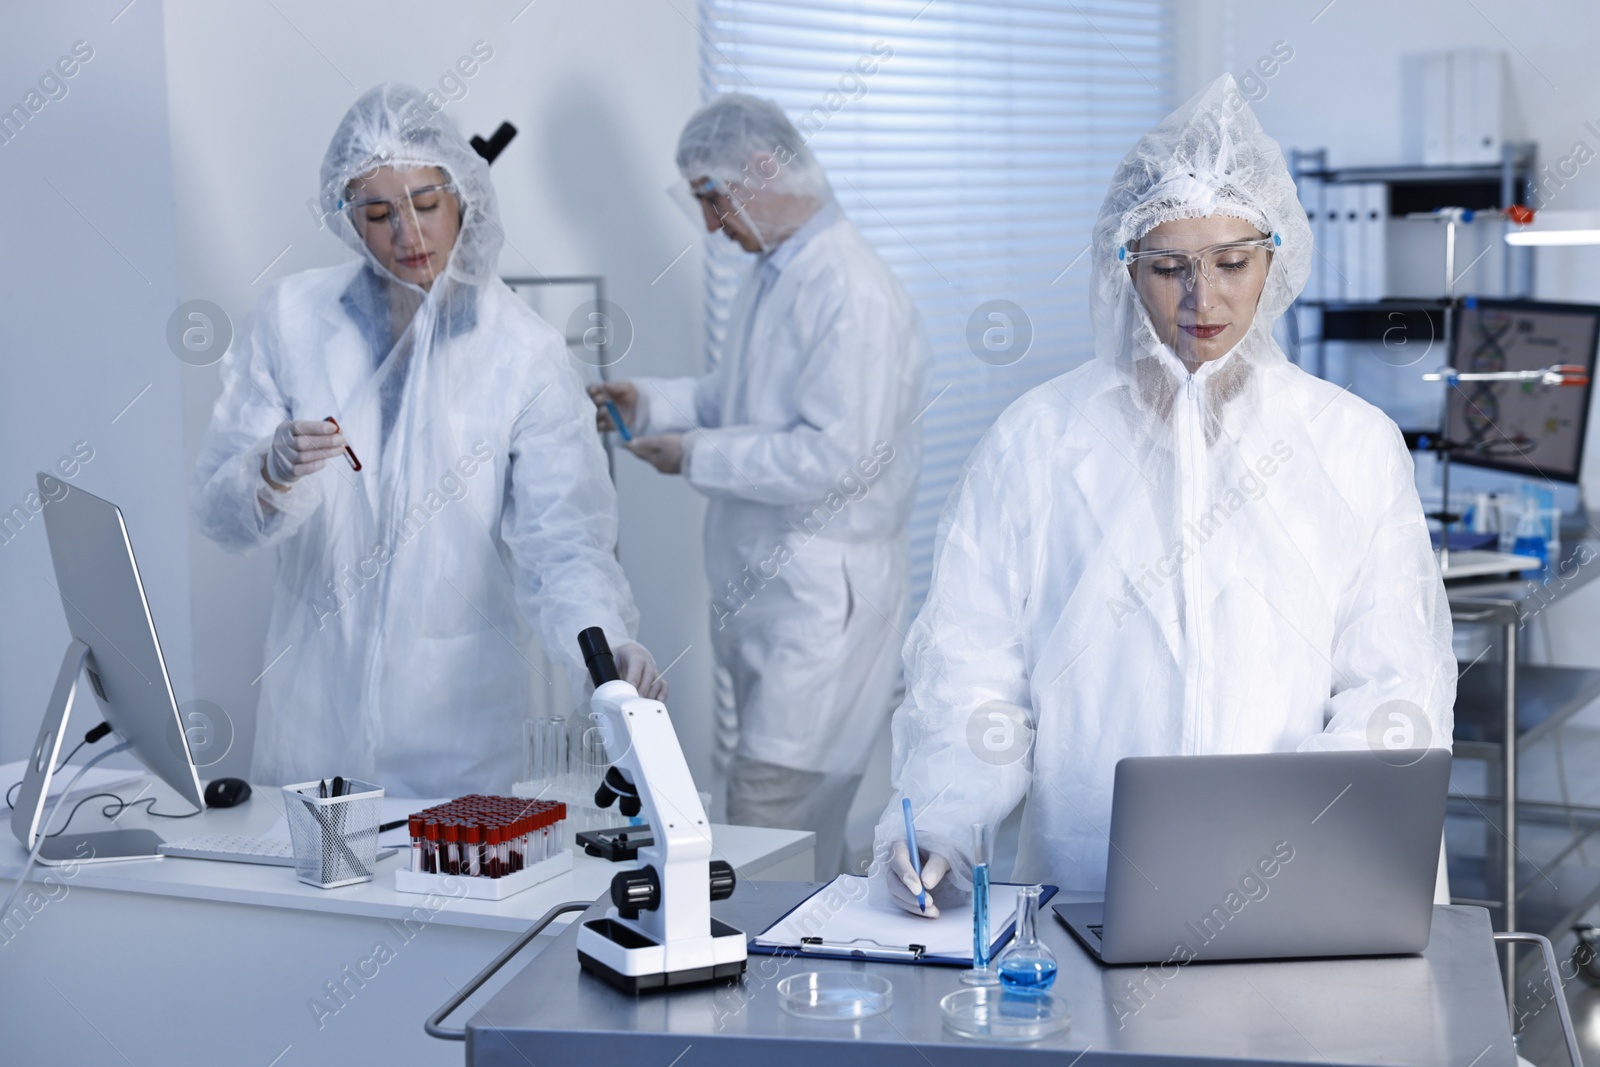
282, 779, 384, 888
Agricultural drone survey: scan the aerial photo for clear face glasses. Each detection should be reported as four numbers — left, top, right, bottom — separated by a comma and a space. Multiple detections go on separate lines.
343, 182, 458, 236
1120, 234, 1279, 294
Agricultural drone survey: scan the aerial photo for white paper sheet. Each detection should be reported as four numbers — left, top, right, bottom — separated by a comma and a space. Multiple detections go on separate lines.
753, 874, 1024, 959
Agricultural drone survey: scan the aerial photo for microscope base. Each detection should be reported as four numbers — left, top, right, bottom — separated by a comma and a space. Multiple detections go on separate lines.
577, 916, 748, 995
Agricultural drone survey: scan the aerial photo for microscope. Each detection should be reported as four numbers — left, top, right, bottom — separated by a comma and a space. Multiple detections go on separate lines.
572, 628, 747, 993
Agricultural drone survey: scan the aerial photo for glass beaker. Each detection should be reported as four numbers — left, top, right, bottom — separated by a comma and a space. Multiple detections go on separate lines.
996, 885, 1058, 993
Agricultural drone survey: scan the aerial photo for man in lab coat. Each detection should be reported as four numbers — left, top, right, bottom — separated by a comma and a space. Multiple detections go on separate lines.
592, 94, 930, 875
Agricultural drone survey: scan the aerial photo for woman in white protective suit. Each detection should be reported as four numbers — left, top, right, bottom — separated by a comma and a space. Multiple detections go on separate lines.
874, 74, 1456, 912
194, 83, 664, 798
592, 94, 930, 876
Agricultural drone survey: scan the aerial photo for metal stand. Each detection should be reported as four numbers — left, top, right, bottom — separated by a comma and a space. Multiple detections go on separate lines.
1503, 621, 1519, 1002
9, 639, 163, 864
1495, 931, 1585, 1067
502, 274, 619, 478
425, 900, 592, 1041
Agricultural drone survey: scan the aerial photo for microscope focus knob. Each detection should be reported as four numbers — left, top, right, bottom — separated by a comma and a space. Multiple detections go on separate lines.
611, 865, 660, 918
709, 859, 736, 901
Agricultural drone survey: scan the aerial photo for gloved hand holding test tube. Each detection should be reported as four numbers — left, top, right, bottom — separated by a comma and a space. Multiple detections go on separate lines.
603, 399, 633, 442
323, 417, 362, 471
585, 382, 637, 442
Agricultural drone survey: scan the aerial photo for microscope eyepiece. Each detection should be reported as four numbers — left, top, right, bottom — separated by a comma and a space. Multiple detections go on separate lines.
578, 626, 621, 687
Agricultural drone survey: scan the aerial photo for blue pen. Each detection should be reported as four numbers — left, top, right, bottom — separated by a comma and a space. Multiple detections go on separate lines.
603, 399, 633, 442
901, 796, 926, 913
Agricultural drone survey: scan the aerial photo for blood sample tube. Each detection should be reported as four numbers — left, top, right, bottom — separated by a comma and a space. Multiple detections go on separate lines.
424, 817, 439, 874
443, 821, 459, 876
464, 823, 481, 877
323, 416, 362, 471
409, 815, 424, 873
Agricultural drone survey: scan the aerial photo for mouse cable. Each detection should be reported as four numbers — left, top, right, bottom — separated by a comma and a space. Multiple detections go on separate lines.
5, 721, 113, 811
44, 791, 203, 837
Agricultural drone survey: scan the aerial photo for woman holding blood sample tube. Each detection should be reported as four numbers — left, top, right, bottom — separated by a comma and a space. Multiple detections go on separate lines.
193, 84, 667, 797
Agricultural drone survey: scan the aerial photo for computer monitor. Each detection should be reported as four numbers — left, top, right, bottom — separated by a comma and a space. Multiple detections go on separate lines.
1444, 298, 1600, 484
10, 475, 204, 863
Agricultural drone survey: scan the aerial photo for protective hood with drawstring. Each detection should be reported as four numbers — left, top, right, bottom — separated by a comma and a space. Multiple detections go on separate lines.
872, 74, 1454, 898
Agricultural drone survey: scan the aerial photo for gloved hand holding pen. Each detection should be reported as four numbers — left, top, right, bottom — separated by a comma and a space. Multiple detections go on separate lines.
887, 838, 951, 919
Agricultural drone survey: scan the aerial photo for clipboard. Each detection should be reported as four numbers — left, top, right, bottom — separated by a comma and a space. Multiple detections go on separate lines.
748, 875, 1058, 966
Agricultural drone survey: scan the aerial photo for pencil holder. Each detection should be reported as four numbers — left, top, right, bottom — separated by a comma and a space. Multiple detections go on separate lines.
282, 779, 384, 889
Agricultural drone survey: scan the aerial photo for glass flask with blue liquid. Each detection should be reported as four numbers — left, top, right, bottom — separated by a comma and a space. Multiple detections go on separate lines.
996, 884, 1057, 993
1511, 487, 1550, 576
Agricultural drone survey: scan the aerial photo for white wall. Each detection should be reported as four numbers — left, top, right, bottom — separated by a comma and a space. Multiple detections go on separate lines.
161, 0, 714, 781
0, 2, 192, 763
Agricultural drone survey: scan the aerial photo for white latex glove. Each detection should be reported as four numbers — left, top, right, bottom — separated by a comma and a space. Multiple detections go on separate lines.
888, 838, 951, 919
264, 419, 346, 489
615, 641, 668, 702
625, 434, 685, 475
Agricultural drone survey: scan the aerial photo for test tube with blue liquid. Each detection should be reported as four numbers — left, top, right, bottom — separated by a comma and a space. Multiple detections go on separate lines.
604, 398, 633, 442
960, 822, 1000, 986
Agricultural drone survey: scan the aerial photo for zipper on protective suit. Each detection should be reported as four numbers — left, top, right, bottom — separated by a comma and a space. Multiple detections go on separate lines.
1178, 370, 1207, 754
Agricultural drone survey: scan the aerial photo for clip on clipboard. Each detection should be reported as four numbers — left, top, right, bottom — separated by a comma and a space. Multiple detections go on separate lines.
750, 875, 1058, 966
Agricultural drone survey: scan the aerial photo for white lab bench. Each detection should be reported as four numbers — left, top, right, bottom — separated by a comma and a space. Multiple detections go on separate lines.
0, 775, 814, 1066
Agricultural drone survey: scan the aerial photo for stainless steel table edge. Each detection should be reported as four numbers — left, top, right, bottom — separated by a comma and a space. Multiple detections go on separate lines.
462, 883, 1517, 1067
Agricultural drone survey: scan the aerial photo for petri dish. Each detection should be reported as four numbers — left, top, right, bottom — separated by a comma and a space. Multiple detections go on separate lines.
777, 971, 893, 1020
940, 986, 1070, 1042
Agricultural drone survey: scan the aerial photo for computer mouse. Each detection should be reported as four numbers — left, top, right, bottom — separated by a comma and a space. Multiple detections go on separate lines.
204, 777, 252, 809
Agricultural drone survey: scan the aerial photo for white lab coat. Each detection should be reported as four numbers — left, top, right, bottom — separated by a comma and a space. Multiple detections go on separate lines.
636, 214, 930, 775
876, 349, 1457, 893
872, 73, 1455, 896
193, 263, 639, 797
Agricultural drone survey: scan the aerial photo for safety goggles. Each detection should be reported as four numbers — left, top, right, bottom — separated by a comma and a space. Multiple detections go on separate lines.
1119, 233, 1280, 293
341, 182, 459, 235
667, 175, 740, 230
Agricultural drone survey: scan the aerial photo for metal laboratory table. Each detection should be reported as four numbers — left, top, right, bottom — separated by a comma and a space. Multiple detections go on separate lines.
1447, 540, 1600, 972
452, 882, 1520, 1066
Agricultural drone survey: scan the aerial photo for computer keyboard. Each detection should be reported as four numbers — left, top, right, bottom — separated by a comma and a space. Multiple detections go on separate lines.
158, 833, 298, 865
159, 833, 399, 867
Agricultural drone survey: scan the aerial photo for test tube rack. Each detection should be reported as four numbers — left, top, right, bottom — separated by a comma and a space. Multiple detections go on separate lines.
394, 795, 572, 901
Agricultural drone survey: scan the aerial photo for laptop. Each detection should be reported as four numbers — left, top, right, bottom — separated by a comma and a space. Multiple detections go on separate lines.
1056, 748, 1451, 964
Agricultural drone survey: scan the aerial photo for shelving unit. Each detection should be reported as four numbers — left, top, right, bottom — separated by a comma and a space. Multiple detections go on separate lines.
1287, 143, 1538, 377
1285, 145, 1600, 997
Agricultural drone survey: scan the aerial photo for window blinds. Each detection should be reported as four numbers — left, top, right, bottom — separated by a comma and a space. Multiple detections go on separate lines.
697, 0, 1175, 606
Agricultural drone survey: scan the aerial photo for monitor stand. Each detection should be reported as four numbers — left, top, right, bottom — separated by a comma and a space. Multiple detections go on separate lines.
9, 639, 164, 865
